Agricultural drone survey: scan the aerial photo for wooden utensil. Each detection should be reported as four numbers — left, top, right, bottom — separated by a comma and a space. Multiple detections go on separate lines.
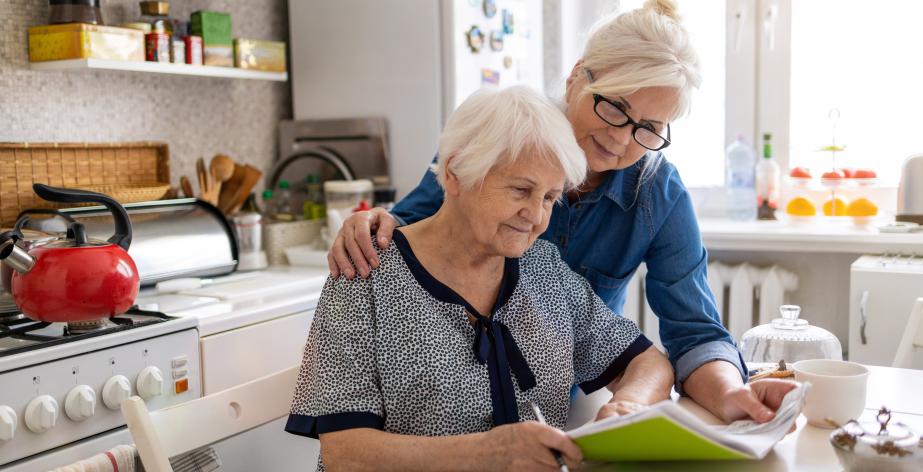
227, 165, 263, 214
209, 154, 236, 197
179, 176, 194, 198
196, 157, 219, 205
218, 164, 247, 213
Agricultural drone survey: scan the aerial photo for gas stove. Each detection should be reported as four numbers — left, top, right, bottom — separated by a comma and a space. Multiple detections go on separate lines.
0, 308, 175, 358
0, 308, 200, 468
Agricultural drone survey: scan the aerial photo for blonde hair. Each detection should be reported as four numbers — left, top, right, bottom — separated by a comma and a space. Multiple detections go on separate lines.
433, 86, 586, 192
581, 0, 700, 119
576, 0, 700, 187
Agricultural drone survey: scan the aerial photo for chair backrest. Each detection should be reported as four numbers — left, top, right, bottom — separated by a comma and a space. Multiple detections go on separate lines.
892, 298, 923, 368
121, 366, 299, 472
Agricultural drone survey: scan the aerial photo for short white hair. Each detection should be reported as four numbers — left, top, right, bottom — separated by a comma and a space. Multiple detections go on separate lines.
433, 85, 586, 192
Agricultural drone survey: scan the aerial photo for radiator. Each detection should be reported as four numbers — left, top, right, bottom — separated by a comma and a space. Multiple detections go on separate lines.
622, 263, 798, 347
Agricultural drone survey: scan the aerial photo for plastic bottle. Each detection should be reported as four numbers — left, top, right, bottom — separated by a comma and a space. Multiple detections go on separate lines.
726, 136, 757, 221
756, 133, 781, 220
274, 180, 295, 221
302, 175, 326, 220
261, 189, 274, 220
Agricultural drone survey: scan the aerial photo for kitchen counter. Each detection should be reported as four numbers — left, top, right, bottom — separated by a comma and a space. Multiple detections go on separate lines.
699, 218, 923, 254
135, 265, 329, 336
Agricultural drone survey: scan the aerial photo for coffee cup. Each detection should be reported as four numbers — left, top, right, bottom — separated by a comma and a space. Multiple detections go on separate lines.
793, 359, 869, 428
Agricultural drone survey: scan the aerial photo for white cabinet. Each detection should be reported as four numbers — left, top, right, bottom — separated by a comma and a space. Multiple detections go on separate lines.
200, 309, 317, 472
199, 310, 313, 395
849, 255, 923, 367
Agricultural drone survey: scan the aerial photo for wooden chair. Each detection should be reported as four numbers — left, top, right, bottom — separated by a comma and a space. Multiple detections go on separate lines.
892, 297, 923, 369
121, 366, 299, 472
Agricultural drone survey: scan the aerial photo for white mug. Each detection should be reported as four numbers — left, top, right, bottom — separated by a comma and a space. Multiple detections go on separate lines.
793, 359, 869, 428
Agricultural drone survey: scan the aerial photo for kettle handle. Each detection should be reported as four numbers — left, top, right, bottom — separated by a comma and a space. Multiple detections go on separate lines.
32, 184, 132, 251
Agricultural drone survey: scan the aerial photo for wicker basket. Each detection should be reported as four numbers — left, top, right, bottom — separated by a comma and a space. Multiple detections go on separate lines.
0, 142, 170, 225
263, 219, 324, 265
72, 183, 172, 204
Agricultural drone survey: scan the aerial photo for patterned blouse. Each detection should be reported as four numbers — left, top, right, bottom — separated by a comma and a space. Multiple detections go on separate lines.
285, 229, 651, 467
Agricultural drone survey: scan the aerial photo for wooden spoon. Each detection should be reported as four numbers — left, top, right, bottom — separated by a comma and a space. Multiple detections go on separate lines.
179, 176, 194, 198
209, 154, 236, 196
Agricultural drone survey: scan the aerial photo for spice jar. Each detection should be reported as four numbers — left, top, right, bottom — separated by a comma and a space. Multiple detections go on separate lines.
739, 305, 843, 363
830, 407, 923, 471
139, 1, 172, 36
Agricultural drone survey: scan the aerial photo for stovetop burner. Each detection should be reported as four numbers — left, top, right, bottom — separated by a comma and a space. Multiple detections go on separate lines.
0, 307, 174, 358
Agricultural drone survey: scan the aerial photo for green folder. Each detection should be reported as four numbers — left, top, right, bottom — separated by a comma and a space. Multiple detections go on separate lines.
566, 384, 808, 463
572, 416, 751, 462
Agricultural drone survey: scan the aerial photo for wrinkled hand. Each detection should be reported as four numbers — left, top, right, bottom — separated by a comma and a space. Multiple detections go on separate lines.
595, 400, 648, 422
327, 208, 398, 279
717, 379, 799, 426
482, 422, 583, 471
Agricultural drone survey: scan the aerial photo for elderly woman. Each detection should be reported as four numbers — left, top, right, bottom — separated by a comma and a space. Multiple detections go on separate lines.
285, 86, 672, 471
328, 0, 797, 424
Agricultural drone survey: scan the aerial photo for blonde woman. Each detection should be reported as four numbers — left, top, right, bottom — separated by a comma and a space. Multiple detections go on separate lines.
328, 0, 797, 425
287, 86, 672, 471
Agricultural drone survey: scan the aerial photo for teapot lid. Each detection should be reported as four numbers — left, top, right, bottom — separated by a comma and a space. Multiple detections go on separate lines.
831, 407, 922, 460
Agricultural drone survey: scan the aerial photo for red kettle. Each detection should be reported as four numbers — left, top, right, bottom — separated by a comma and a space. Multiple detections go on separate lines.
0, 184, 139, 322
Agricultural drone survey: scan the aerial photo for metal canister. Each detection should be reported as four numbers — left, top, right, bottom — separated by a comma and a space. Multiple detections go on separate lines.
145, 32, 170, 62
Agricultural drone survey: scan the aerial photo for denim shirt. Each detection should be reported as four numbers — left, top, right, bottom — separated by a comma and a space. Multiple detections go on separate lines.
391, 153, 747, 392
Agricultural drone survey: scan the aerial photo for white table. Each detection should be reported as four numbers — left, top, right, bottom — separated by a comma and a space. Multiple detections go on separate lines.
579, 365, 923, 471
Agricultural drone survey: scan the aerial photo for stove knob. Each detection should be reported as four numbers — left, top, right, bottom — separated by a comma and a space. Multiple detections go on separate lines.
102, 375, 132, 410
136, 366, 164, 400
0, 406, 16, 441
24, 395, 58, 434
65, 385, 97, 421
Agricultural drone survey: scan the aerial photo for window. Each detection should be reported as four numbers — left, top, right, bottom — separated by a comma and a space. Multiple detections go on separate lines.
620, 0, 728, 186
787, 0, 923, 185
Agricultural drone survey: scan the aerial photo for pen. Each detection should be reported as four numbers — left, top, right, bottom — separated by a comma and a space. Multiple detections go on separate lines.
529, 401, 570, 472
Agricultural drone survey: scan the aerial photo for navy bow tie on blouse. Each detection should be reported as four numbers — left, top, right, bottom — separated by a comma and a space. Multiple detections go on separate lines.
472, 314, 536, 425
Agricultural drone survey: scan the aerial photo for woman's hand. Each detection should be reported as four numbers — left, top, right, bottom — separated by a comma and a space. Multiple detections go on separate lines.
327, 208, 398, 279
716, 378, 799, 424
481, 422, 583, 471
595, 400, 647, 422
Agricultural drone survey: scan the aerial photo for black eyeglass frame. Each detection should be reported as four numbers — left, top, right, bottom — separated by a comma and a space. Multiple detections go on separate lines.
591, 93, 672, 152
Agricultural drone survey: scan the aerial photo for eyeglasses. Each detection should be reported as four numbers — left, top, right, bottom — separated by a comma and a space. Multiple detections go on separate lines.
592, 94, 672, 151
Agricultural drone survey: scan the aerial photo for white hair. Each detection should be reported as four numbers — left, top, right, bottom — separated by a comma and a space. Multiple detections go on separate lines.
579, 0, 701, 186
433, 85, 586, 192
581, 0, 701, 119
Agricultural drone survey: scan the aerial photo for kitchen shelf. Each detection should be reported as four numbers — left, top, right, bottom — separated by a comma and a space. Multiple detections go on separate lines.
699, 218, 923, 254
29, 58, 288, 81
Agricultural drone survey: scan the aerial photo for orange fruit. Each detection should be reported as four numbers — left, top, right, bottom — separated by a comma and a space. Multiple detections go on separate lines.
786, 197, 816, 216
846, 198, 878, 217
823, 197, 849, 216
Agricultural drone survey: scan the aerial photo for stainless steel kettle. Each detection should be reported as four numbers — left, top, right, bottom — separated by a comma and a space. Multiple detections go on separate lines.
897, 154, 923, 224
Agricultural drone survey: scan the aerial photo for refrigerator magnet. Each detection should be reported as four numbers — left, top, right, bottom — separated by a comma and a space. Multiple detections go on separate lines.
466, 25, 485, 53
489, 30, 504, 52
502, 9, 514, 34
483, 0, 497, 18
503, 55, 513, 69
481, 68, 500, 85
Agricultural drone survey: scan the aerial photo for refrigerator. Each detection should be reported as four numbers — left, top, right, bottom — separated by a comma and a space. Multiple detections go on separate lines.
288, 0, 545, 197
